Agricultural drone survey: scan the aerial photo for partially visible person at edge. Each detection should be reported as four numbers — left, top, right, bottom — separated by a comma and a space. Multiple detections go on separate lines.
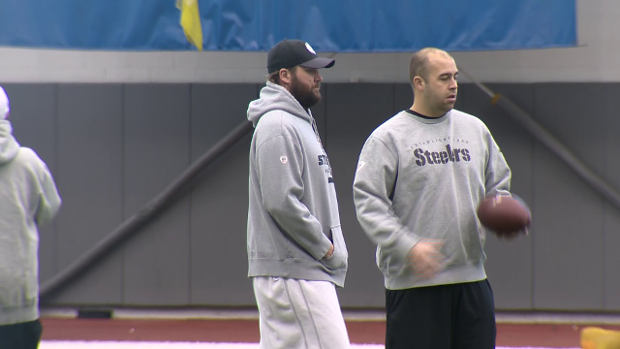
246, 39, 350, 349
353, 47, 514, 349
0, 86, 62, 349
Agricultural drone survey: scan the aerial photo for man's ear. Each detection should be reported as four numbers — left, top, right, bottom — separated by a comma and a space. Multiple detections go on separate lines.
413, 76, 425, 91
279, 68, 293, 85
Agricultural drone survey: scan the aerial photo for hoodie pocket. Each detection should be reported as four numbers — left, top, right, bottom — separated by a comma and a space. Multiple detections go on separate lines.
321, 225, 348, 270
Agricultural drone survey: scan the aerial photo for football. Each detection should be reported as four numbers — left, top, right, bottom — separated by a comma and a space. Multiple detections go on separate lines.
477, 194, 531, 235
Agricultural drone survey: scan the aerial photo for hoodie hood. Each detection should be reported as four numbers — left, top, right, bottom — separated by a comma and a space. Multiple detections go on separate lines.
0, 120, 20, 164
247, 82, 313, 127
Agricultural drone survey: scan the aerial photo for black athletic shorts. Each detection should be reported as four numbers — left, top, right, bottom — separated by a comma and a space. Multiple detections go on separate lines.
385, 279, 496, 349
0, 319, 43, 349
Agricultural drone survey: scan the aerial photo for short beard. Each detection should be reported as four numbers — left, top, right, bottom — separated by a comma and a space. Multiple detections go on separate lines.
289, 74, 321, 110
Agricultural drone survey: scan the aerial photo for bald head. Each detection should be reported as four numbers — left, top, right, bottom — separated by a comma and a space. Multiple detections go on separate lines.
409, 48, 454, 86
408, 48, 459, 117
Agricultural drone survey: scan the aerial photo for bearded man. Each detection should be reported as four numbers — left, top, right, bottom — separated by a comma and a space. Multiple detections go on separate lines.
246, 39, 350, 349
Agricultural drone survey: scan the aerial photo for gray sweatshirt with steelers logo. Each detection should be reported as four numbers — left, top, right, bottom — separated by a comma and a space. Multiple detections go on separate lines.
246, 82, 348, 287
353, 109, 511, 290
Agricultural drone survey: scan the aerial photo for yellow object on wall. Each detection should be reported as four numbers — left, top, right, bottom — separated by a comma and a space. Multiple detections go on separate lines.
176, 0, 203, 51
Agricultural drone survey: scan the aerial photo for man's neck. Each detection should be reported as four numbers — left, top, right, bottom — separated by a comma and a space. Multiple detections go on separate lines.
410, 102, 445, 118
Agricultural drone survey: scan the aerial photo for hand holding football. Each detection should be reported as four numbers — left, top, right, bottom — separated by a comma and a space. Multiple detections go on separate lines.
477, 194, 531, 237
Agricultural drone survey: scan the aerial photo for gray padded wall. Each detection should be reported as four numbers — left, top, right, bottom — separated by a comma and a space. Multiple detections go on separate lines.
602, 84, 620, 310
2, 82, 617, 311
532, 84, 608, 310
189, 84, 258, 306
122, 85, 192, 305
52, 84, 125, 304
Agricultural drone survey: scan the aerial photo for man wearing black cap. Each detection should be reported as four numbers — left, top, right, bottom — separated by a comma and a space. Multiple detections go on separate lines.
246, 39, 350, 348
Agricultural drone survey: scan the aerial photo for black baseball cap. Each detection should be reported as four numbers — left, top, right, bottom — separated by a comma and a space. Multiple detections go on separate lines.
267, 39, 335, 74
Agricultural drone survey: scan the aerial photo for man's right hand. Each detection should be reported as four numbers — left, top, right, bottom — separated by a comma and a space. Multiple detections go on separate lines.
324, 244, 334, 259
407, 239, 445, 279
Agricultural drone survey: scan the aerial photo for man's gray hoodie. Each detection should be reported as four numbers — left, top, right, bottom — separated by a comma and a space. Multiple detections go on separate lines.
0, 119, 61, 325
246, 82, 348, 287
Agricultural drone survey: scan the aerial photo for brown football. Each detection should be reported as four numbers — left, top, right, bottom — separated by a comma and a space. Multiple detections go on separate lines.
477, 195, 531, 234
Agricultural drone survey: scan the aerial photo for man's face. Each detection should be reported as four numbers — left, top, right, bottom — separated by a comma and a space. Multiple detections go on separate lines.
421, 54, 458, 115
289, 67, 323, 110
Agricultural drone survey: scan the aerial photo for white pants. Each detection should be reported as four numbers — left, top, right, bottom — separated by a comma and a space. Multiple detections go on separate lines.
253, 277, 351, 349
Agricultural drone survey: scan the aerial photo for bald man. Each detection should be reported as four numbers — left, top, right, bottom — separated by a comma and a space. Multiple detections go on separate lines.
353, 48, 514, 349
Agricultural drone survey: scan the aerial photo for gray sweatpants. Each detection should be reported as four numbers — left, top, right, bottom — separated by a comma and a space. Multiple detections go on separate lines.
253, 276, 351, 349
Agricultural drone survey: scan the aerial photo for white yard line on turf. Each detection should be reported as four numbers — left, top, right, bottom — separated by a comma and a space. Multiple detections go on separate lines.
38, 342, 580, 349
40, 343, 381, 349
